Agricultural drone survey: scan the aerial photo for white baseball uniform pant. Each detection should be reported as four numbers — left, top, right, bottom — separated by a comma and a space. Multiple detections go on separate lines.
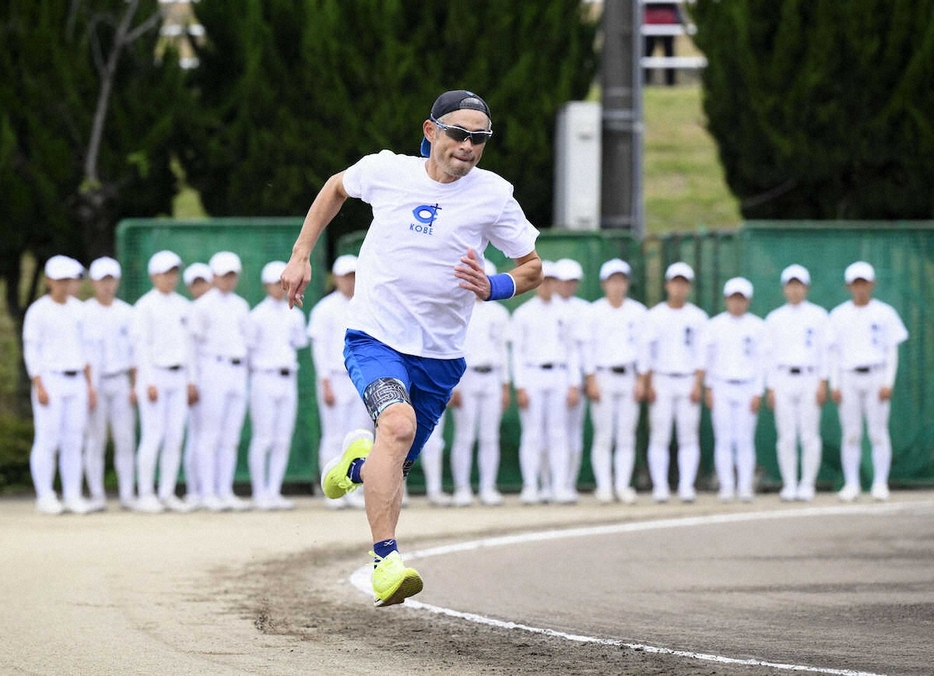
196, 358, 247, 500
518, 367, 570, 493
30, 371, 88, 502
589, 368, 639, 494
316, 372, 370, 504
838, 368, 891, 489
420, 415, 446, 497
84, 371, 136, 503
772, 369, 823, 493
182, 400, 201, 500
710, 379, 759, 496
248, 369, 298, 500
565, 396, 586, 492
648, 373, 701, 496
137, 367, 188, 500
451, 368, 503, 493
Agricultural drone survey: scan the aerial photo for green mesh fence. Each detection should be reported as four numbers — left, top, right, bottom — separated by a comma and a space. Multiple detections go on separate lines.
116, 218, 933, 494
116, 219, 326, 487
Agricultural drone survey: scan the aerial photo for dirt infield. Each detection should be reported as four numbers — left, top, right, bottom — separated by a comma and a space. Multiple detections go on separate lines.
2, 490, 932, 675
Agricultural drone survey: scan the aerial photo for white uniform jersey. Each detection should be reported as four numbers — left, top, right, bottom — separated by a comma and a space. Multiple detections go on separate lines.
764, 301, 830, 381
703, 312, 768, 389
640, 302, 709, 376
247, 296, 308, 371
23, 296, 89, 376
461, 299, 510, 376
83, 298, 135, 386
508, 295, 579, 390
132, 289, 194, 384
189, 288, 250, 360
584, 297, 648, 374
342, 150, 539, 359
828, 299, 908, 371
307, 291, 354, 377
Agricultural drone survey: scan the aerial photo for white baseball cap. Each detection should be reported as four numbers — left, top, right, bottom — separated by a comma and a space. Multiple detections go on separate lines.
844, 261, 875, 284
183, 262, 212, 286
89, 256, 121, 281
209, 251, 242, 276
44, 255, 81, 281
332, 254, 357, 277
780, 264, 810, 286
723, 276, 754, 298
261, 260, 287, 285
555, 258, 584, 282
665, 261, 694, 281
541, 260, 558, 279
148, 250, 182, 276
483, 259, 498, 276
599, 258, 631, 281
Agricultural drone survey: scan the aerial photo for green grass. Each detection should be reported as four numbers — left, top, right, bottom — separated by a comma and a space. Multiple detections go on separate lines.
643, 84, 741, 233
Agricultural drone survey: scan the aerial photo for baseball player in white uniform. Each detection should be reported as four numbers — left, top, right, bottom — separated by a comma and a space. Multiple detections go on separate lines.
246, 261, 309, 510
449, 259, 510, 507
554, 258, 589, 498
307, 254, 371, 509
584, 259, 647, 504
82, 257, 137, 511
703, 277, 767, 502
180, 262, 212, 508
189, 251, 251, 511
829, 261, 908, 502
638, 262, 708, 502
764, 264, 830, 502
510, 260, 580, 504
132, 250, 195, 513
24, 255, 95, 515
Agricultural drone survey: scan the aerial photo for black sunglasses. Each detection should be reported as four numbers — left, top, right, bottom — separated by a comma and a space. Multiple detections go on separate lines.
431, 116, 493, 145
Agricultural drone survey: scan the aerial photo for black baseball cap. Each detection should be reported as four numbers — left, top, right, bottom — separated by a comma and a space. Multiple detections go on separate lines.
420, 90, 492, 157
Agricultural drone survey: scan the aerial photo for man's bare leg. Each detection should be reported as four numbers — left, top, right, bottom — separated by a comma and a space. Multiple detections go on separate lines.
361, 403, 417, 543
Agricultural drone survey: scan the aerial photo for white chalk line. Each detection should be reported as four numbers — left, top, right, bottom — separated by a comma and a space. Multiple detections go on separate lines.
349, 501, 934, 676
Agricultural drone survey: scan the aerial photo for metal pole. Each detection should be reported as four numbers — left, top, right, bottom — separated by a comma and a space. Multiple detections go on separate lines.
601, 0, 644, 235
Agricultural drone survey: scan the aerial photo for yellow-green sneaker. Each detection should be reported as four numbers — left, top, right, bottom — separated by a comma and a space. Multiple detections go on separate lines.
371, 550, 423, 607
321, 429, 373, 499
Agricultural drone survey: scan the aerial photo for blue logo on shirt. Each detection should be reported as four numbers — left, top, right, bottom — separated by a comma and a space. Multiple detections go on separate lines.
411, 204, 441, 235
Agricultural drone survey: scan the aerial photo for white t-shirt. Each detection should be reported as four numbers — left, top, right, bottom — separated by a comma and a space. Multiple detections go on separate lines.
828, 299, 908, 370
247, 296, 308, 371
342, 150, 539, 359
23, 296, 89, 377
703, 312, 768, 388
83, 297, 135, 385
764, 300, 830, 378
189, 287, 250, 360
307, 291, 355, 377
131, 289, 193, 384
461, 299, 511, 378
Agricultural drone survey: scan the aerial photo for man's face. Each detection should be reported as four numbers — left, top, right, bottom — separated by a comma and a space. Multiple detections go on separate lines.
187, 278, 211, 299
152, 269, 179, 293
665, 276, 691, 304
92, 276, 119, 302
556, 279, 579, 299
537, 276, 555, 300
602, 273, 629, 301
725, 294, 750, 316
214, 271, 239, 293
264, 282, 286, 301
425, 109, 490, 179
782, 279, 808, 304
847, 278, 874, 304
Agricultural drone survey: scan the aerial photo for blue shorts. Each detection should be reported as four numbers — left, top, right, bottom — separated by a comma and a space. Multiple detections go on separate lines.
343, 329, 466, 464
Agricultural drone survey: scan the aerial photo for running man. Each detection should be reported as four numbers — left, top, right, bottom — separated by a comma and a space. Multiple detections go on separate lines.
280, 90, 542, 607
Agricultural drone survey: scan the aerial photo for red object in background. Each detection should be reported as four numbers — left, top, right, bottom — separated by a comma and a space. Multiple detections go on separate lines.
644, 4, 680, 25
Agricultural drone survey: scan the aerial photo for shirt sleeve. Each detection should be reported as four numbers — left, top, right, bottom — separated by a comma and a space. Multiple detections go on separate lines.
488, 196, 540, 260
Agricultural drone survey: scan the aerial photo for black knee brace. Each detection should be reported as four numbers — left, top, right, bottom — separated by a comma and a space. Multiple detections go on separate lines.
362, 377, 411, 424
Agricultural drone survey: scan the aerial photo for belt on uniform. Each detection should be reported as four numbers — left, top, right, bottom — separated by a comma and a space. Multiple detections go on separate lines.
534, 363, 566, 370
598, 364, 633, 375
157, 364, 183, 371
215, 356, 244, 365
853, 364, 882, 374
279, 368, 292, 376
658, 372, 693, 377
725, 378, 753, 385
59, 370, 80, 377
471, 365, 494, 373
780, 365, 814, 375
102, 369, 130, 378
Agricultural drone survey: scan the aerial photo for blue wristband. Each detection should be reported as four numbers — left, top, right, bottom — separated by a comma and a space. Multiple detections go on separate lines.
486, 273, 516, 301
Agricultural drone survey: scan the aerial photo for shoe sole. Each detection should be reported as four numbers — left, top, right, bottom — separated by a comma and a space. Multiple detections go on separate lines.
321, 429, 373, 499
374, 569, 424, 608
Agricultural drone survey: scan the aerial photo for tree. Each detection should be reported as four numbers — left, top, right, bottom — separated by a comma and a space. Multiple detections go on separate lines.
691, 0, 934, 219
0, 0, 187, 409
178, 0, 598, 247
0, 0, 186, 314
